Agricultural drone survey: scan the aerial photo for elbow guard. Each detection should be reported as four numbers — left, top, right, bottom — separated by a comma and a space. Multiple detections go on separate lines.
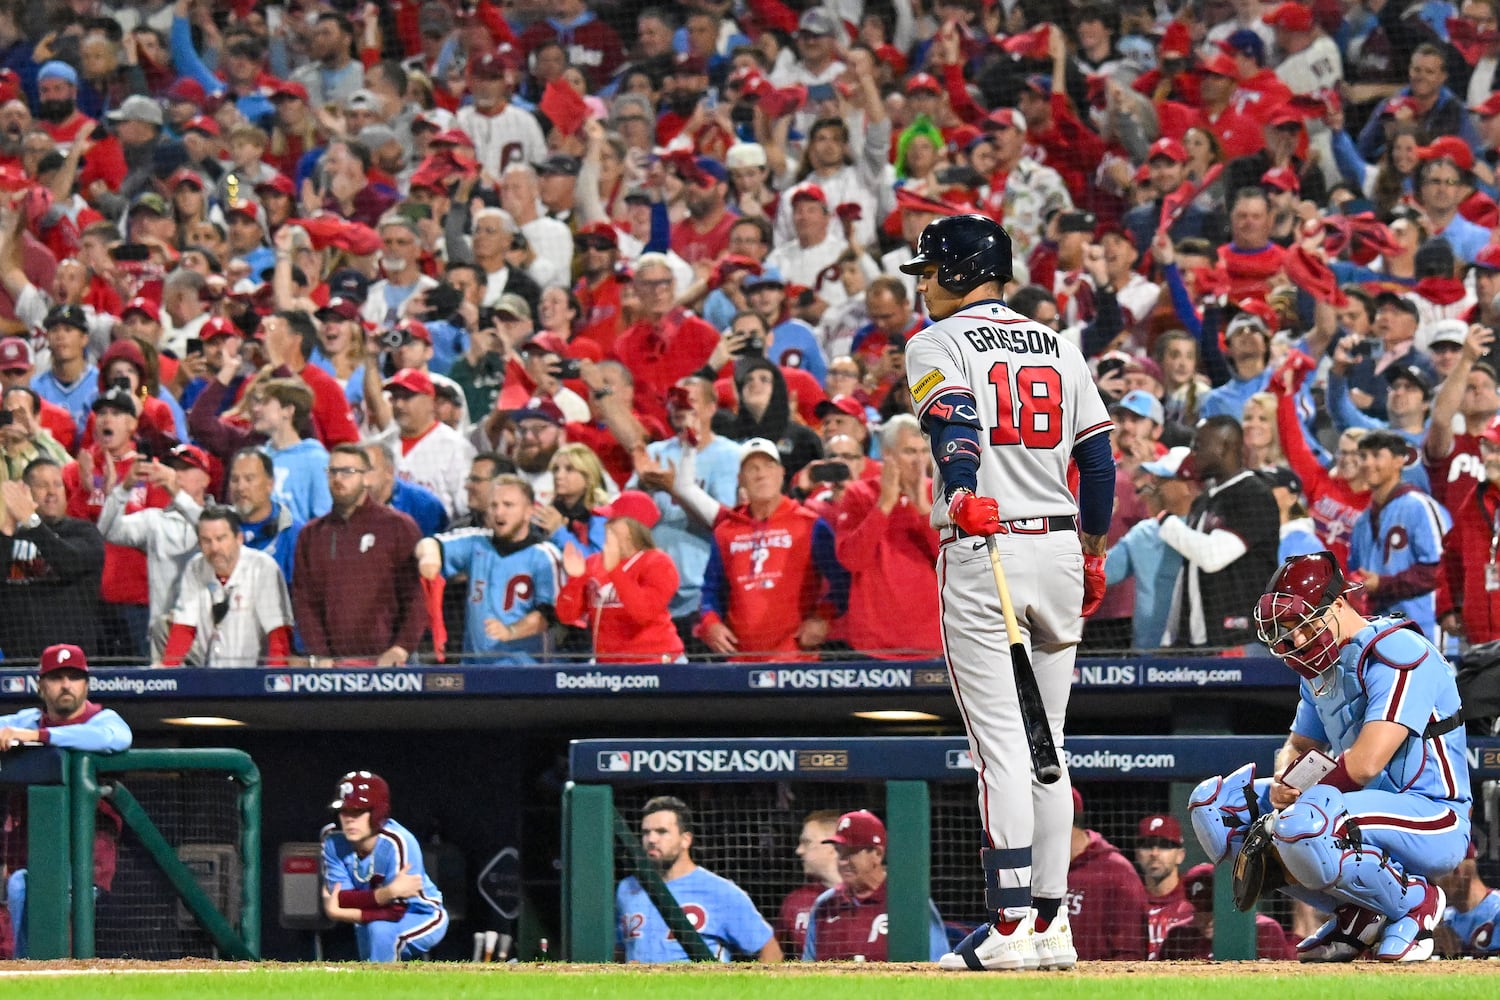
919, 389, 983, 497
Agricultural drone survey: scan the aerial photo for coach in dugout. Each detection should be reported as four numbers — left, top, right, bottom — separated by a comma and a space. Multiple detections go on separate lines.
0, 644, 131, 957
802, 810, 948, 961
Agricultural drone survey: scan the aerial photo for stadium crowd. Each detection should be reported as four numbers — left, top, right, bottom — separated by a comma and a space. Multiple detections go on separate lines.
1, 0, 1499, 665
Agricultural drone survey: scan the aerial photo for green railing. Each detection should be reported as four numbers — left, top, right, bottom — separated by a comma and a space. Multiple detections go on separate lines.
17, 748, 261, 960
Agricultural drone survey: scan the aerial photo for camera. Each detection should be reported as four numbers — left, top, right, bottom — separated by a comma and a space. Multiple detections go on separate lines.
732, 332, 765, 359
808, 461, 851, 484
552, 357, 582, 380
730, 103, 756, 126
423, 283, 463, 322
1096, 357, 1128, 381
477, 306, 501, 330
109, 375, 134, 392
378, 328, 407, 352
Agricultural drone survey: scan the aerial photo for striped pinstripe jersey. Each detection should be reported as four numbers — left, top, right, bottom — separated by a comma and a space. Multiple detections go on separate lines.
322, 818, 444, 918
903, 298, 1112, 529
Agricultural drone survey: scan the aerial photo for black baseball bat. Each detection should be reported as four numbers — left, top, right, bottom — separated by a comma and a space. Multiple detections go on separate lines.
985, 535, 1063, 784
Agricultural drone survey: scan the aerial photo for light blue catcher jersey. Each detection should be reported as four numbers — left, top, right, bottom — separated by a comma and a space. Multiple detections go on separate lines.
1291, 618, 1469, 808
321, 817, 443, 917
439, 529, 560, 663
616, 866, 774, 962
1349, 489, 1451, 635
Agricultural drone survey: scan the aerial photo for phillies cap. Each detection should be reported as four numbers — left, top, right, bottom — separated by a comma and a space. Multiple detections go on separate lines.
1199, 53, 1241, 78
39, 643, 88, 675
270, 80, 310, 102
1184, 862, 1215, 910
740, 437, 783, 465
521, 331, 570, 355
121, 297, 161, 322
183, 115, 220, 137
1137, 814, 1184, 845
1140, 445, 1190, 478
1475, 243, 1500, 272
815, 395, 867, 424
1261, 166, 1300, 193
593, 489, 661, 530
202, 317, 240, 341
576, 220, 619, 248
168, 168, 206, 190
1109, 388, 1164, 425
316, 297, 362, 322
789, 182, 828, 206
1147, 137, 1187, 163
1264, 1, 1315, 31
507, 394, 565, 425
823, 810, 886, 849
165, 442, 214, 475
1416, 136, 1476, 172
0, 336, 30, 369
256, 174, 296, 199
906, 72, 942, 95
985, 107, 1026, 132
384, 368, 436, 396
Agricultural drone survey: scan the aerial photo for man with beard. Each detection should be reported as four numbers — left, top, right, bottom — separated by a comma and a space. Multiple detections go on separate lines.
362, 216, 437, 329
503, 395, 566, 506
616, 795, 780, 963
161, 505, 293, 667
34, 61, 96, 148
0, 644, 131, 958
0, 99, 29, 169
290, 13, 364, 109
293, 443, 427, 665
415, 474, 559, 664
671, 159, 735, 266
456, 49, 545, 175
0, 458, 105, 657
226, 448, 302, 590
1135, 815, 1192, 960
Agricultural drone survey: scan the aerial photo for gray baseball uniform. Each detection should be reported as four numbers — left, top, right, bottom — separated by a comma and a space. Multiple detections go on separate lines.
905, 300, 1112, 915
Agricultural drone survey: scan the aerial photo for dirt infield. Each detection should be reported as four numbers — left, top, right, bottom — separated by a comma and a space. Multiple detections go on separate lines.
0, 959, 1497, 976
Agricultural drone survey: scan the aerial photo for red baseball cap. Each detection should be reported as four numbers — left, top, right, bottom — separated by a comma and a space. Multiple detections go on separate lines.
1137, 814, 1183, 845
168, 168, 205, 191
1147, 137, 1187, 163
1416, 136, 1476, 172
39, 643, 88, 675
202, 317, 241, 341
269, 79, 310, 102
121, 297, 161, 322
183, 115, 220, 137
985, 107, 1026, 132
789, 182, 828, 206
1264, 1, 1315, 31
256, 174, 296, 199
430, 128, 474, 148
823, 810, 886, 849
1261, 166, 1300, 192
815, 394, 867, 424
394, 318, 431, 344
164, 77, 208, 106
522, 331, 570, 356
385, 367, 436, 396
593, 489, 661, 529
1474, 93, 1500, 118
1158, 20, 1192, 59
165, 442, 215, 476
1184, 863, 1214, 910
1475, 242, 1500, 271
576, 220, 619, 247
906, 72, 942, 95
0, 336, 30, 370
1199, 53, 1241, 78
470, 47, 520, 79
1381, 95, 1419, 118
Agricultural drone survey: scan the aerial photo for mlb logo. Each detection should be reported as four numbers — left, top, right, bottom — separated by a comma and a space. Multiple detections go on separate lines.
0, 676, 26, 694
264, 674, 292, 693
748, 670, 777, 689
598, 751, 631, 772
946, 749, 974, 770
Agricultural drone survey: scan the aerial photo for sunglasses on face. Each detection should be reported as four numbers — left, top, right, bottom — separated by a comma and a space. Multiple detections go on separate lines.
575, 237, 614, 252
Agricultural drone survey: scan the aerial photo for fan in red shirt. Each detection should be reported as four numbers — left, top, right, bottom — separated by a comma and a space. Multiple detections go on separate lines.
554, 490, 682, 663
1157, 55, 1266, 160
1134, 814, 1193, 960
1017, 76, 1106, 205
1437, 415, 1500, 644
34, 62, 98, 147
1158, 864, 1296, 960
1273, 362, 1371, 572
610, 255, 719, 425
670, 158, 737, 266
572, 222, 626, 356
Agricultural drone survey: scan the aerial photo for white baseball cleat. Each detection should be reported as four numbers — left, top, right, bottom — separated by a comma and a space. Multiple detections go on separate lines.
1032, 911, 1077, 970
1296, 904, 1385, 962
938, 915, 1039, 971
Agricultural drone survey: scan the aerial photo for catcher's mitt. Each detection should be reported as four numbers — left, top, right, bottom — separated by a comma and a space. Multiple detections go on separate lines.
1232, 812, 1288, 911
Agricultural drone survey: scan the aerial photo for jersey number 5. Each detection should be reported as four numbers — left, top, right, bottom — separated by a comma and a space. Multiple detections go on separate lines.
987, 362, 1062, 448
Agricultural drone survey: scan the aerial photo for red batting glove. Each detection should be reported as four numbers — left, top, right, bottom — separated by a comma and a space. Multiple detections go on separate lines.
1082, 554, 1106, 617
949, 491, 1002, 536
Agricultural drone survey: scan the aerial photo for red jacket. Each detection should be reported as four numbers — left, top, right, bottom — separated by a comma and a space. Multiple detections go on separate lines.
1438, 477, 1500, 643
554, 549, 682, 662
1145, 882, 1192, 960
565, 415, 667, 490
63, 448, 171, 606
1426, 432, 1483, 512
275, 360, 360, 447
1067, 831, 1149, 960
1276, 388, 1369, 572
611, 309, 720, 425
831, 479, 941, 659
1027, 96, 1108, 202
574, 273, 624, 356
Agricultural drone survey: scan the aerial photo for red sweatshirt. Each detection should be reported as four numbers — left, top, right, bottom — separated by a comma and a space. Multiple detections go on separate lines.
611, 309, 720, 425
1437, 477, 1500, 644
1027, 96, 1108, 203
831, 479, 940, 659
272, 361, 360, 447
1067, 831, 1149, 960
63, 448, 171, 606
1145, 882, 1192, 960
554, 549, 682, 662
1276, 388, 1369, 572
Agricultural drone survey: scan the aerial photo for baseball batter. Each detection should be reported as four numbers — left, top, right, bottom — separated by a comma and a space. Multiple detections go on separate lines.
1190, 552, 1469, 962
900, 215, 1116, 971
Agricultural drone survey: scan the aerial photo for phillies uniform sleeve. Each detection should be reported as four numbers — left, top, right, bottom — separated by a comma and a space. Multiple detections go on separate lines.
1291, 684, 1330, 744
322, 827, 353, 891
438, 531, 482, 579
37, 707, 131, 751
1359, 626, 1445, 735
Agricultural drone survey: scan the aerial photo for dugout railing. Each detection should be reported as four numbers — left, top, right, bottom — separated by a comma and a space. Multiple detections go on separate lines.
6, 747, 261, 960
563, 736, 1290, 963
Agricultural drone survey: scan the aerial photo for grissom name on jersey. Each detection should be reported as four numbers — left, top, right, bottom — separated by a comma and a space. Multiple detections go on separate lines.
903, 300, 1112, 529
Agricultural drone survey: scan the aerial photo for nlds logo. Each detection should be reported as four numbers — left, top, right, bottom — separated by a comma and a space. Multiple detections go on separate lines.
1075, 665, 1137, 687
598, 751, 631, 772
264, 674, 292, 693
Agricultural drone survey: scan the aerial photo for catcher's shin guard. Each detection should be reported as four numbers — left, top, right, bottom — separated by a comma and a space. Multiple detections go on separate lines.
1272, 786, 1426, 920
1189, 762, 1258, 863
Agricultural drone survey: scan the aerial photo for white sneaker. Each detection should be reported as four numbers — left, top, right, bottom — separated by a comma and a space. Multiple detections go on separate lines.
938, 915, 1039, 971
1032, 911, 1077, 970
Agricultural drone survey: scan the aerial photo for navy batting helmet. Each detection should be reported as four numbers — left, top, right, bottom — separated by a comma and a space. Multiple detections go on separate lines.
899, 214, 1013, 294
330, 770, 390, 829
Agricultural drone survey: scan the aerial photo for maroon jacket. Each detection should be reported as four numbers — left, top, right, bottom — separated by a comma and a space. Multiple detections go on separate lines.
1145, 881, 1192, 960
292, 498, 428, 658
805, 880, 891, 961
776, 881, 827, 957
1067, 831, 1149, 960
1157, 913, 1297, 960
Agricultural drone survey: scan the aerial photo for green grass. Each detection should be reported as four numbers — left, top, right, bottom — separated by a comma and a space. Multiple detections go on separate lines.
2, 965, 1500, 1000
